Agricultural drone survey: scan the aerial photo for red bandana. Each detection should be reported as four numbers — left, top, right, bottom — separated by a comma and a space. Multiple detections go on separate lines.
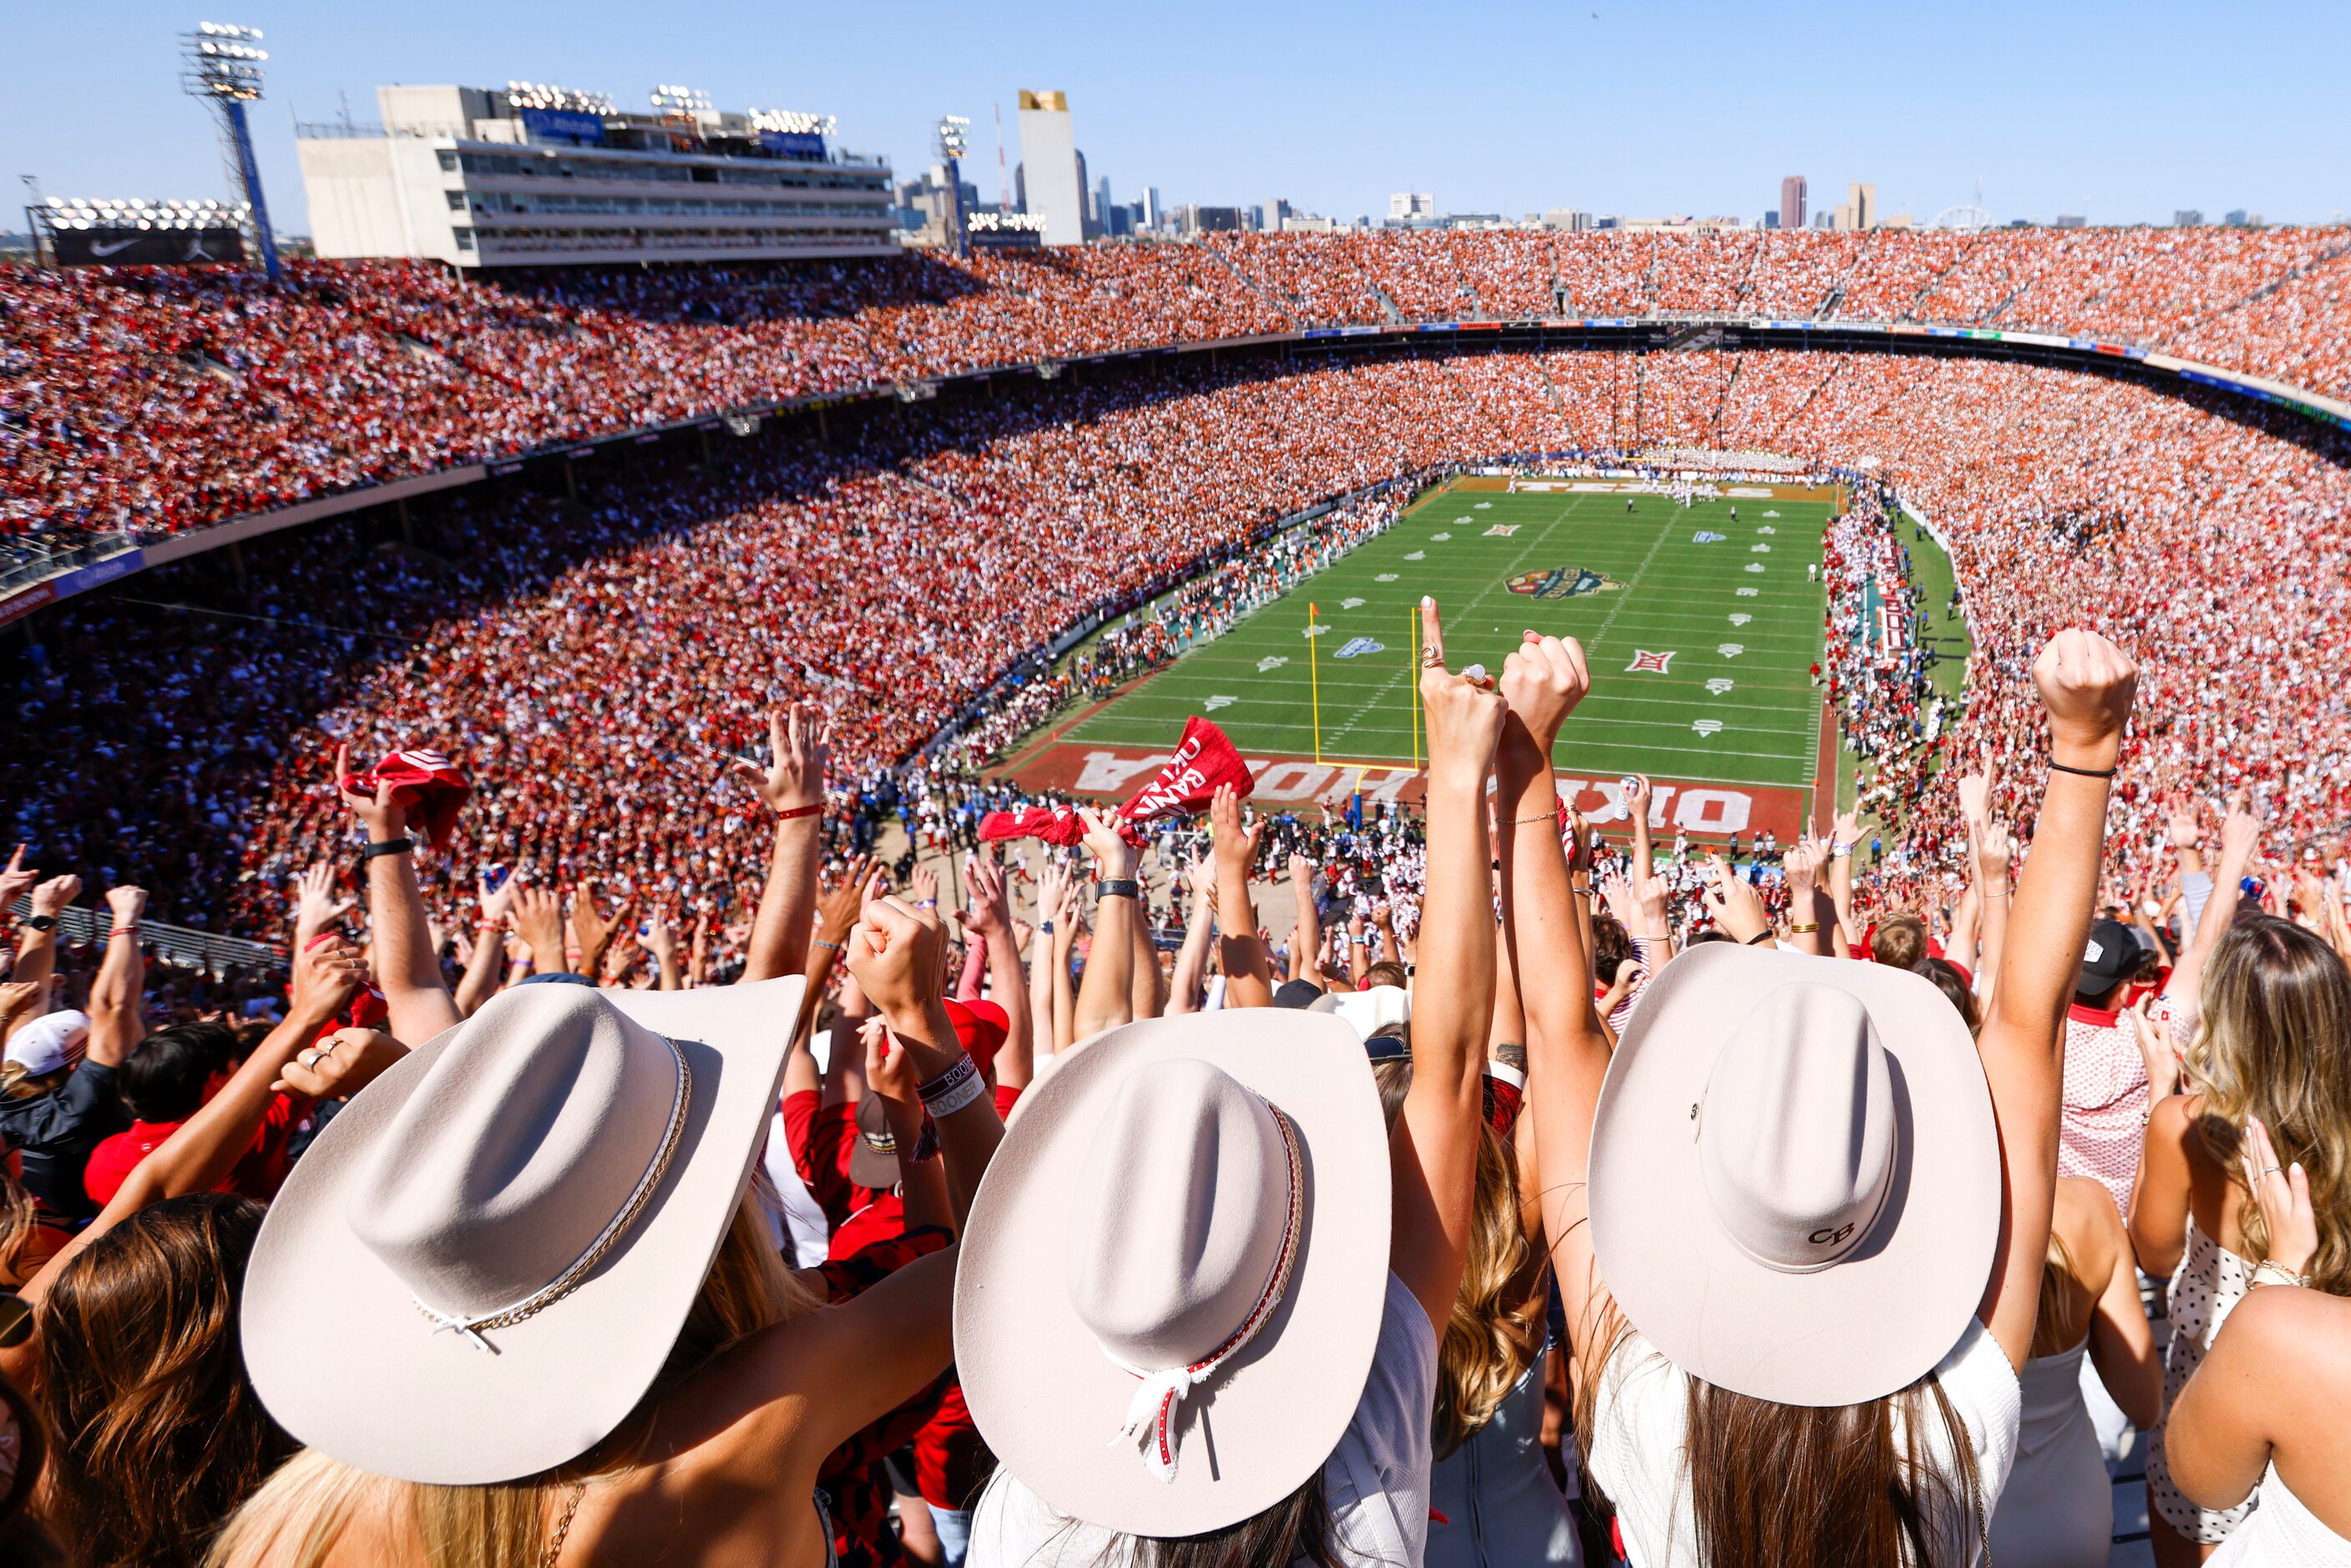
977, 718, 1256, 848
338, 748, 472, 850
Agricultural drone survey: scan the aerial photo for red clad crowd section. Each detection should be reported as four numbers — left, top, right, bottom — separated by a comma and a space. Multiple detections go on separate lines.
7, 226, 2350, 540
7, 346, 2348, 943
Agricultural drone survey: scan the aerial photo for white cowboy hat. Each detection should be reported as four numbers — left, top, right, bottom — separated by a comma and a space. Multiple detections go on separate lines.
954, 1010, 1389, 1538
240, 976, 803, 1484
1588, 943, 2000, 1407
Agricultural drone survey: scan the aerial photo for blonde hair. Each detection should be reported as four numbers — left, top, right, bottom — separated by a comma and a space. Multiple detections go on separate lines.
1433, 1124, 1545, 1459
204, 1194, 821, 1568
2181, 914, 2351, 1295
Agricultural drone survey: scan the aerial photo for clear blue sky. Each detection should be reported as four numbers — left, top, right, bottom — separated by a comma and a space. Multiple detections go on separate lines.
9, 1, 2348, 234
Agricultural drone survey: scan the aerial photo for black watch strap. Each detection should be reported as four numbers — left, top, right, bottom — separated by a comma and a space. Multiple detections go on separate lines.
1096, 878, 1140, 900
22, 914, 56, 933
361, 837, 416, 862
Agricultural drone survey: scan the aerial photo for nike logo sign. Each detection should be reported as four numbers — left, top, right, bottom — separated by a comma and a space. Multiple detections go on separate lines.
88, 237, 139, 257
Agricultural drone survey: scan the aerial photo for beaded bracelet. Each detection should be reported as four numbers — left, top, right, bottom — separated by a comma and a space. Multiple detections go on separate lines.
811, 938, 844, 953
2252, 1259, 2310, 1290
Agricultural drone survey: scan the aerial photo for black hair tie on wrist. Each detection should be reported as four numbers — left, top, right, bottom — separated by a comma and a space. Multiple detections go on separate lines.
1744, 929, 1774, 945
2048, 761, 2117, 780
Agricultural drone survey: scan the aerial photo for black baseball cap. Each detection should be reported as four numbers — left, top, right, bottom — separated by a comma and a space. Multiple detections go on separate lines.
2076, 918, 2136, 999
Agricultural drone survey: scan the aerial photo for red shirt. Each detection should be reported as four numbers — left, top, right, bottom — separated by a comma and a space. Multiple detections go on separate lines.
781, 1089, 877, 1231
82, 1092, 306, 1207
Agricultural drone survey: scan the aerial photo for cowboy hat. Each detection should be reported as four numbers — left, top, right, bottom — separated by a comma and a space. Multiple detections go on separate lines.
240, 975, 803, 1485
955, 1010, 1389, 1538
1588, 943, 1999, 1408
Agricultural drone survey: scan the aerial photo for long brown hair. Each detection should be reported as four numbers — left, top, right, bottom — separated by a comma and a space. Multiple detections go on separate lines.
2182, 914, 2351, 1293
204, 1193, 822, 1568
1575, 1316, 1987, 1566
1433, 1125, 1544, 1459
35, 1193, 292, 1568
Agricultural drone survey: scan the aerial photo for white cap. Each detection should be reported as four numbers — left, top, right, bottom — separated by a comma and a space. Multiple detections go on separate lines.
6, 1009, 91, 1076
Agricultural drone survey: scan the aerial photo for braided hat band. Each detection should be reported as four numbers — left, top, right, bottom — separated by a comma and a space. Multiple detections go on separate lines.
1101, 1096, 1304, 1483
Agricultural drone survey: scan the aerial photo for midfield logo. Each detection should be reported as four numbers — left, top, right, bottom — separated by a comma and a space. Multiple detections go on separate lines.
1507, 565, 1624, 601
1627, 650, 1676, 674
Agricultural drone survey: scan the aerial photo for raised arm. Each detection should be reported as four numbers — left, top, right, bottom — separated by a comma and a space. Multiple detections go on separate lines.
1975, 630, 2137, 1372
336, 746, 462, 1044
1165, 857, 1216, 1015
1974, 821, 2014, 1011
1392, 599, 1507, 1329
957, 858, 1034, 1091
1828, 807, 1864, 954
1289, 852, 1325, 988
1070, 812, 1139, 1043
0, 934, 365, 1380
1494, 631, 1620, 1382
453, 872, 515, 1015
1207, 787, 1273, 1009
5, 875, 78, 1014
739, 705, 831, 984
86, 885, 148, 1066
2164, 802, 2258, 1010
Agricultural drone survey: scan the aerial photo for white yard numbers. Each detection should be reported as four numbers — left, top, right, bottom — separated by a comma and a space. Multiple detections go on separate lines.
1204, 695, 1237, 711
1691, 719, 1724, 738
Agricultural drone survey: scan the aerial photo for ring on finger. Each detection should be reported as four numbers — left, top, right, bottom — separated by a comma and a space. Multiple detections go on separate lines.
2260, 1165, 2284, 1178
297, 1049, 320, 1070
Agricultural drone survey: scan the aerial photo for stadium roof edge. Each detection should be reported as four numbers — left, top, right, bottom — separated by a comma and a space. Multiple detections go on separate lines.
8, 315, 2347, 628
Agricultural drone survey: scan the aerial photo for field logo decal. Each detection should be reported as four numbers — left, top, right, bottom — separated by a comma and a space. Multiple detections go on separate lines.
1693, 530, 1727, 544
1334, 638, 1385, 659
1508, 565, 1623, 601
1627, 650, 1676, 674
1484, 524, 1519, 537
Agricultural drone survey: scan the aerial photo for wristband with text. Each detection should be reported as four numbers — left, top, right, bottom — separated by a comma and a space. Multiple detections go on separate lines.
361, 837, 415, 862
773, 802, 824, 822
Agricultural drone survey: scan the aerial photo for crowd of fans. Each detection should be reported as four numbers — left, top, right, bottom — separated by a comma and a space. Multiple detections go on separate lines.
8, 226, 2350, 547
9, 342, 2351, 964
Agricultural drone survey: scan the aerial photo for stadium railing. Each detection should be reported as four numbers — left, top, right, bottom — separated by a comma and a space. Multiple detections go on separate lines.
8, 898, 288, 974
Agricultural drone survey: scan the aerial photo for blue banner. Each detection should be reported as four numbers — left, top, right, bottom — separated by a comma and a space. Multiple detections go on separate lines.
520, 107, 606, 145
759, 129, 826, 160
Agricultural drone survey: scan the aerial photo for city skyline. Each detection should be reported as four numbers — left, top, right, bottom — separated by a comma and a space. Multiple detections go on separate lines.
8, 0, 2348, 238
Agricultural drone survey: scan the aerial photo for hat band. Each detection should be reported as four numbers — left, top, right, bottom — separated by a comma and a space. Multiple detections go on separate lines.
1101, 1097, 1303, 1485
410, 1035, 693, 1355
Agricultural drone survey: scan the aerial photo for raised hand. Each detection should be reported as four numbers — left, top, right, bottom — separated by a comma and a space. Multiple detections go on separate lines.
477, 868, 519, 929
28, 875, 81, 918
2030, 628, 2138, 766
958, 858, 1011, 938
2217, 803, 2262, 873
1833, 807, 1863, 848
293, 862, 355, 943
0, 846, 36, 909
818, 857, 882, 944
1209, 784, 1264, 883
1035, 861, 1074, 930
1079, 808, 1141, 880
1700, 855, 1771, 944
1957, 751, 1996, 828
644, 918, 677, 964
1626, 773, 1655, 822
1498, 628, 1593, 749
731, 702, 830, 815
1182, 854, 1216, 907
512, 884, 567, 969
2127, 995, 2179, 1102
277, 1026, 406, 1101
1599, 872, 1637, 927
104, 884, 149, 927
2241, 1116, 2318, 1277
569, 880, 635, 977
1977, 819, 2014, 880
333, 741, 407, 842
846, 895, 949, 1027
1784, 842, 1819, 898
290, 934, 367, 1022
2165, 792, 2202, 849
1418, 598, 1507, 785
864, 1014, 922, 1107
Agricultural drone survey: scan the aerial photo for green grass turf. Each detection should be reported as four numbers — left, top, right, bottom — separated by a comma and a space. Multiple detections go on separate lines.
1060, 482, 1837, 790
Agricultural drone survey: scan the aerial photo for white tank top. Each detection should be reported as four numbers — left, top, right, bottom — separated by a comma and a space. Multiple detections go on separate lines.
2211, 1467, 2351, 1566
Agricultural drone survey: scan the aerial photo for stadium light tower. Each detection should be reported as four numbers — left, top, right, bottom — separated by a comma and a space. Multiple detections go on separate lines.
179, 22, 281, 281
935, 114, 971, 257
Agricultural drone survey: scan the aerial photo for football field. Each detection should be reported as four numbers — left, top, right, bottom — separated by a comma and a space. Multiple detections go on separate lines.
1000, 478, 1842, 839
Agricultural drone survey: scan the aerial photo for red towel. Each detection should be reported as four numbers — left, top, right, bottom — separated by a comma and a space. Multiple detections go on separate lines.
338, 747, 471, 849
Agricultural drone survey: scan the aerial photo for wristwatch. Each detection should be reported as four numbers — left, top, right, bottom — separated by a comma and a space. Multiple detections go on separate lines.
22, 914, 55, 933
361, 837, 416, 862
1096, 878, 1140, 900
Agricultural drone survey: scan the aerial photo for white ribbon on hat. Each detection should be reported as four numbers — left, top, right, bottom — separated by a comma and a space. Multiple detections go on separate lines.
1100, 1098, 1304, 1484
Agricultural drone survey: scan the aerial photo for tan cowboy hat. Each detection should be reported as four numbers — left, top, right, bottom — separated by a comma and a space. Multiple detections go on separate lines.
241, 976, 803, 1485
1588, 943, 2000, 1408
955, 1011, 1390, 1538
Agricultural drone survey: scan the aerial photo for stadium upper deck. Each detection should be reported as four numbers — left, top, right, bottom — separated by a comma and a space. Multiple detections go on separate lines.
4, 226, 2350, 555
